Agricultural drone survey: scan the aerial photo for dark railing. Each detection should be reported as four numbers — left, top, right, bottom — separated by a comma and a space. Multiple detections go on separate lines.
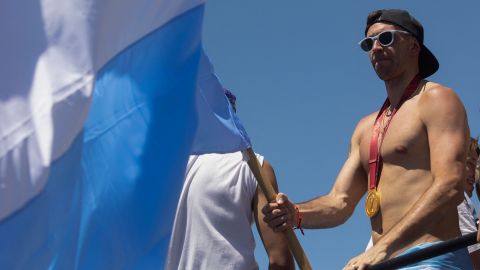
368, 232, 477, 270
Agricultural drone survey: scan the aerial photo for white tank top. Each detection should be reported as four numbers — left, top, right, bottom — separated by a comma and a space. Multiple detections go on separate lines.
166, 151, 263, 270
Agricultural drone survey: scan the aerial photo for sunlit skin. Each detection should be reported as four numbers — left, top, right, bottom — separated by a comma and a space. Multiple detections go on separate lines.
263, 22, 469, 270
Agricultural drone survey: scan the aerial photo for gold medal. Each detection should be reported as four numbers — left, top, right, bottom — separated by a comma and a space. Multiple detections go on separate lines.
365, 190, 380, 218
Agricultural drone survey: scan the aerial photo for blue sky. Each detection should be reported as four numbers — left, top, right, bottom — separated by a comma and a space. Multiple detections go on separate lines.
203, 1, 480, 269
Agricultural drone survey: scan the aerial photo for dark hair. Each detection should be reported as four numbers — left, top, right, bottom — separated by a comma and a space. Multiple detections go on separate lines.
224, 88, 237, 112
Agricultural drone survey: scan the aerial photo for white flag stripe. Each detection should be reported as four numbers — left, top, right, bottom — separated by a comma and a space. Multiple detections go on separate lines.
0, 0, 204, 221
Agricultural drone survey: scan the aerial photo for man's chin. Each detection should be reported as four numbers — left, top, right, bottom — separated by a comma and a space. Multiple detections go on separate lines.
374, 70, 393, 81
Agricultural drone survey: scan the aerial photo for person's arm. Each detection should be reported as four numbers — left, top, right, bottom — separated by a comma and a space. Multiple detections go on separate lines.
345, 85, 469, 270
253, 160, 294, 270
262, 117, 369, 231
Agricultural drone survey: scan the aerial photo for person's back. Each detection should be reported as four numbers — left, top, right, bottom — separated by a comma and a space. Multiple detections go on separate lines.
167, 152, 261, 269
166, 151, 293, 270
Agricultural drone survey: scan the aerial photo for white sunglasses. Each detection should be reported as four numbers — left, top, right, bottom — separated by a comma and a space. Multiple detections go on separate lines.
359, 30, 411, 52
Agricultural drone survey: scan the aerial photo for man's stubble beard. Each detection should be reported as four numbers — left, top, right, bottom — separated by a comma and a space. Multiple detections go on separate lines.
372, 62, 402, 82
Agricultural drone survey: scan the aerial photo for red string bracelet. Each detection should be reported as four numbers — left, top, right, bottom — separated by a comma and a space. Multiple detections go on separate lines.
293, 207, 304, 235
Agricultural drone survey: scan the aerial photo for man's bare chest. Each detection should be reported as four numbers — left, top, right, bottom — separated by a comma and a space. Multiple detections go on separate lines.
359, 110, 429, 171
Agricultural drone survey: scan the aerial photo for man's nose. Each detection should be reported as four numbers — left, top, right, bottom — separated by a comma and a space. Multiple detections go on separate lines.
371, 39, 383, 52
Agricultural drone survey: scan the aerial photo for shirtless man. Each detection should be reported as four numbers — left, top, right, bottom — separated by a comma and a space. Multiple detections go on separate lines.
263, 9, 471, 269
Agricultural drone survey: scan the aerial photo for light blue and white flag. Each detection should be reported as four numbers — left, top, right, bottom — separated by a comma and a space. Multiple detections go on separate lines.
0, 0, 249, 269
191, 51, 251, 154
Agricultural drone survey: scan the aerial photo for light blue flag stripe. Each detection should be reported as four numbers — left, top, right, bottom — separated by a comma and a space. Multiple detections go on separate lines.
0, 5, 204, 270
190, 52, 252, 154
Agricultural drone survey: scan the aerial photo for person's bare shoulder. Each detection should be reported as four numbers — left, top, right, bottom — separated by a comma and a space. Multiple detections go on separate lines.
352, 112, 377, 144
358, 112, 378, 128
350, 112, 378, 151
418, 81, 467, 131
422, 81, 460, 101
419, 82, 465, 115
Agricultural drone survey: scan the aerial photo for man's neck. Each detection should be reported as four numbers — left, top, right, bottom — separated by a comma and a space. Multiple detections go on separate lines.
383, 71, 420, 108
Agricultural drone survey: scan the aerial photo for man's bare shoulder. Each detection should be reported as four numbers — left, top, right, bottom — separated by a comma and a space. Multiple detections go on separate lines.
419, 81, 464, 112
356, 112, 377, 132
418, 81, 467, 128
351, 112, 377, 144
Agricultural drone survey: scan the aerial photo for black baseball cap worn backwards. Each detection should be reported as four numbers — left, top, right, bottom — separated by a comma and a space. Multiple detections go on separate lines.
365, 9, 439, 78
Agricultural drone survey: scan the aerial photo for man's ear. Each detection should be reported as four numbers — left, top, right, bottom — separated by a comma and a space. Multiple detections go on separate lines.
411, 39, 421, 55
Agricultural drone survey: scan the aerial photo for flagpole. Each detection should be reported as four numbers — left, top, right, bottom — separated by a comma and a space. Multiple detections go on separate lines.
244, 148, 313, 270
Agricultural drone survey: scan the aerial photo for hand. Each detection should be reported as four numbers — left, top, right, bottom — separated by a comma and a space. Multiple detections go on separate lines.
262, 193, 297, 232
343, 244, 388, 270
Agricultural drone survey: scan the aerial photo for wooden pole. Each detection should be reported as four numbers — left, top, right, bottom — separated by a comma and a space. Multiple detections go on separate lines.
244, 148, 313, 270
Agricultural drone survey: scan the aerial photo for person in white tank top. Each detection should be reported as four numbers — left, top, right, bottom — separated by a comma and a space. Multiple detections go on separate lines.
165, 90, 293, 270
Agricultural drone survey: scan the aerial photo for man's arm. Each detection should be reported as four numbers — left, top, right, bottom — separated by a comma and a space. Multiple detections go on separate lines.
346, 85, 469, 270
253, 160, 294, 270
262, 118, 369, 231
